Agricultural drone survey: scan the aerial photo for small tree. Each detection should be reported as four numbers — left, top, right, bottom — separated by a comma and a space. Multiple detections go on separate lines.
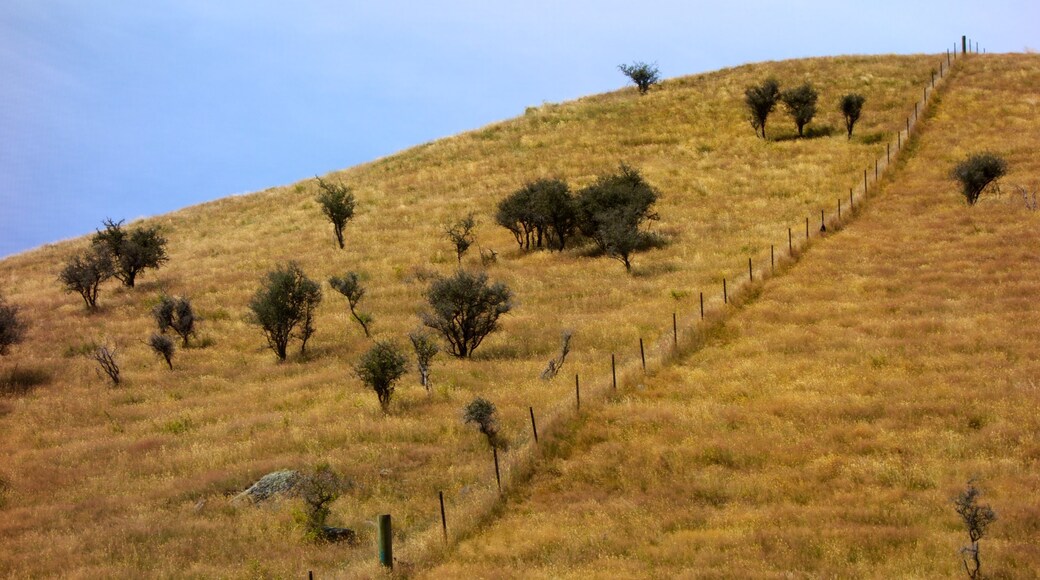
315, 176, 357, 249
445, 214, 476, 264
92, 219, 168, 288
91, 343, 120, 386
839, 93, 866, 140
248, 262, 323, 361
295, 462, 353, 543
421, 270, 513, 358
781, 82, 819, 137
618, 61, 660, 94
147, 333, 175, 369
496, 187, 537, 250
745, 78, 781, 139
540, 329, 573, 380
952, 153, 1008, 205
954, 480, 997, 580
463, 397, 502, 449
0, 293, 27, 356
408, 328, 439, 392
328, 272, 372, 337
530, 178, 577, 251
152, 294, 197, 347
59, 246, 114, 310
355, 340, 408, 413
575, 164, 661, 272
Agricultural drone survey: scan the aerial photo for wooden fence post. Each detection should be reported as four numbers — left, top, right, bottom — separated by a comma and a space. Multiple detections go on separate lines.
723, 278, 728, 304
672, 313, 678, 346
378, 514, 393, 569
639, 338, 646, 372
611, 353, 617, 389
748, 257, 753, 282
493, 447, 501, 493
887, 143, 890, 164
838, 198, 841, 220
850, 188, 854, 209
788, 228, 793, 254
529, 406, 538, 442
864, 169, 868, 193
770, 245, 775, 273
820, 209, 825, 232
575, 374, 580, 411
439, 491, 448, 543
805, 217, 809, 239
699, 292, 704, 319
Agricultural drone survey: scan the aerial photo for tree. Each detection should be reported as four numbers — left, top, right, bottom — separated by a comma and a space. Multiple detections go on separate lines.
315, 176, 356, 249
954, 480, 997, 579
147, 333, 175, 369
91, 343, 121, 386
152, 294, 197, 347
355, 340, 408, 413
328, 272, 372, 337
575, 164, 660, 272
421, 270, 513, 358
294, 462, 355, 543
745, 78, 781, 139
92, 219, 168, 288
463, 397, 502, 449
496, 179, 577, 252
618, 61, 660, 94
952, 153, 1008, 205
408, 328, 439, 392
59, 246, 114, 310
781, 82, 819, 137
0, 293, 27, 356
248, 262, 322, 361
445, 214, 476, 264
839, 93, 866, 140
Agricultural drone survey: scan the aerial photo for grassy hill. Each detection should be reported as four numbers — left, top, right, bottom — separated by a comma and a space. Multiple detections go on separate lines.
430, 54, 1040, 578
0, 52, 1003, 577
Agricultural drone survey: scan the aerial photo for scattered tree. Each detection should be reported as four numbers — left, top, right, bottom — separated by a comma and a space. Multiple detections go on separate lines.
954, 480, 997, 580
147, 333, 175, 369
531, 178, 578, 251
618, 61, 660, 94
152, 294, 197, 347
496, 186, 537, 250
839, 93, 866, 140
540, 330, 573, 380
328, 272, 372, 337
952, 153, 1008, 205
745, 78, 781, 139
445, 213, 477, 264
0, 293, 27, 356
463, 397, 502, 449
781, 82, 819, 137
575, 164, 660, 272
408, 328, 440, 392
91, 343, 121, 385
315, 176, 357, 249
355, 340, 408, 413
91, 219, 168, 288
59, 246, 114, 310
248, 262, 322, 361
295, 462, 355, 543
421, 270, 513, 358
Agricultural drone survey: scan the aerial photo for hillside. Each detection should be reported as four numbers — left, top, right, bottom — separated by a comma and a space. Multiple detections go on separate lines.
0, 53, 971, 577
431, 54, 1040, 577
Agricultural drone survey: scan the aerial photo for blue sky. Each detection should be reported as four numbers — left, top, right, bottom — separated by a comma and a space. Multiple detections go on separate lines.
1, 1, 1037, 257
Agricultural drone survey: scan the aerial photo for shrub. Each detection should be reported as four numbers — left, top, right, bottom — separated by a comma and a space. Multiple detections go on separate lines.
463, 397, 502, 449
445, 213, 476, 264
618, 61, 660, 94
954, 480, 996, 579
421, 270, 513, 358
839, 93, 866, 140
152, 294, 197, 347
58, 246, 114, 310
0, 293, 27, 356
408, 328, 439, 392
575, 164, 660, 272
248, 263, 323, 361
497, 178, 577, 252
0, 366, 51, 397
495, 187, 536, 250
745, 78, 781, 139
91, 344, 120, 386
91, 219, 168, 288
952, 153, 1008, 205
355, 340, 407, 413
315, 176, 356, 249
781, 82, 819, 137
148, 333, 175, 369
294, 462, 350, 543
540, 330, 573, 380
328, 272, 372, 338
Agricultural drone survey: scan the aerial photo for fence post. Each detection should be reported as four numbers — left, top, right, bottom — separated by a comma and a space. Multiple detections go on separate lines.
439, 491, 448, 543
672, 313, 678, 346
850, 188, 853, 210
611, 353, 617, 389
887, 143, 890, 164
962, 35, 966, 55
906, 117, 910, 136
748, 257, 753, 282
699, 292, 704, 319
378, 514, 393, 569
529, 406, 538, 443
770, 244, 774, 273
875, 158, 878, 180
639, 338, 646, 372
493, 447, 501, 493
838, 198, 841, 220
788, 227, 793, 254
575, 374, 580, 411
723, 278, 728, 304
898, 131, 901, 149
820, 209, 825, 232
805, 217, 809, 239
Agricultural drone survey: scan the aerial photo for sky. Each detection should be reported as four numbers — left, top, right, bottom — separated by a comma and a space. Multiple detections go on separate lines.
1, 1, 1037, 258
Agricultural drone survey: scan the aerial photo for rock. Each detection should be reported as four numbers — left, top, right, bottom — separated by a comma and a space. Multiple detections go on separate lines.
322, 526, 359, 544
231, 469, 302, 506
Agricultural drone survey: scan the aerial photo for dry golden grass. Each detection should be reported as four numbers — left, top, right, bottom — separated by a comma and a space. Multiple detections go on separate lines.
430, 53, 1040, 578
0, 53, 961, 577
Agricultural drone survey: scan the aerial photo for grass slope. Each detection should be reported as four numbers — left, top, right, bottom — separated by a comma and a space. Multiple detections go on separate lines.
0, 54, 948, 577
430, 53, 1040, 578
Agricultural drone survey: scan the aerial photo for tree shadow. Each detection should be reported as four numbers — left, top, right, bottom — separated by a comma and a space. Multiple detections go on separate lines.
771, 124, 838, 142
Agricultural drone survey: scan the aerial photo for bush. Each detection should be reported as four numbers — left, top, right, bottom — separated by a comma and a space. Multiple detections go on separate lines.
248, 263, 323, 361
91, 344, 120, 386
745, 78, 781, 139
0, 293, 27, 356
408, 328, 439, 392
952, 153, 1008, 205
421, 270, 513, 358
315, 176, 356, 249
294, 462, 350, 543
445, 214, 476, 264
954, 480, 996, 579
0, 366, 51, 397
618, 61, 660, 94
58, 246, 114, 310
575, 164, 660, 272
328, 272, 372, 337
839, 93, 866, 139
496, 178, 577, 252
152, 294, 197, 347
355, 340, 407, 413
463, 397, 501, 449
92, 219, 168, 288
148, 333, 175, 369
780, 82, 819, 137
